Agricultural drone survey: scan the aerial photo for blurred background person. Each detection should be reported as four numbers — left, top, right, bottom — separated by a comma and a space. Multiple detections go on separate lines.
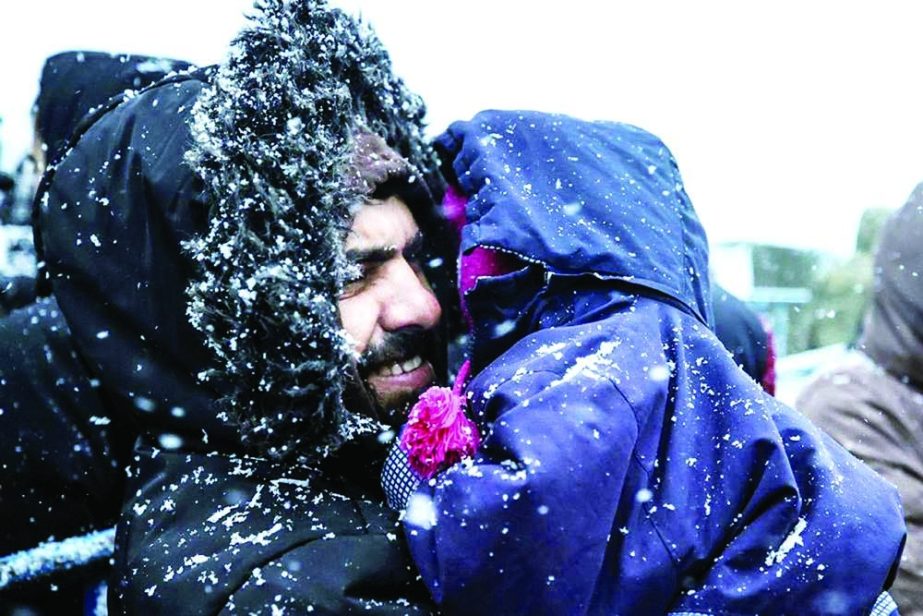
0, 172, 13, 221
0, 50, 191, 615
797, 182, 923, 616
31, 51, 193, 175
0, 51, 192, 319
712, 282, 776, 394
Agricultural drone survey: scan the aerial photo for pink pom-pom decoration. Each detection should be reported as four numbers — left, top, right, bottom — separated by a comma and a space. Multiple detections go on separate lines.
400, 361, 479, 479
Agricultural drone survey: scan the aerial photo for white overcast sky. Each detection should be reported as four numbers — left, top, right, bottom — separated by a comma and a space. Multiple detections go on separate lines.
2, 1, 923, 257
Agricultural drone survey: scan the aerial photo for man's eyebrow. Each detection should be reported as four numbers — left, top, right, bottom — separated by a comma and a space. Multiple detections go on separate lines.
346, 246, 398, 264
345, 233, 425, 264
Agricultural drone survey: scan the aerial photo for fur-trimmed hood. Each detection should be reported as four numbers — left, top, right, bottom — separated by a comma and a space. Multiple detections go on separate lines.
184, 0, 440, 461
36, 0, 440, 463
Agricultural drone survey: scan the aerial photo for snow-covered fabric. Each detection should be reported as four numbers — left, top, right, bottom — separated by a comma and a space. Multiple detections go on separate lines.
35, 0, 439, 463
401, 111, 905, 614
34, 51, 193, 168
183, 0, 439, 462
111, 444, 433, 613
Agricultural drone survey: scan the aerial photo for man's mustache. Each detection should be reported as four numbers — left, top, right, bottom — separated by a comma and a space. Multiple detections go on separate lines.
358, 326, 434, 374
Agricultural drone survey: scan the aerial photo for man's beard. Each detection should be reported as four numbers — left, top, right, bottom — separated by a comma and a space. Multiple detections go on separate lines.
352, 326, 438, 426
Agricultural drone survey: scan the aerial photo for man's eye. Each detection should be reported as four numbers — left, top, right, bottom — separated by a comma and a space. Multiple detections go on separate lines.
344, 266, 366, 285
343, 262, 382, 290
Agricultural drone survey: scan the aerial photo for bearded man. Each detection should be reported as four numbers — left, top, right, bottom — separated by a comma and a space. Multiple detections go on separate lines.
11, 1, 447, 612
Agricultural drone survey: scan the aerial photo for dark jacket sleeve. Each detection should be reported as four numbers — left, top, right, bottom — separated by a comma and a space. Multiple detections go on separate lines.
0, 297, 129, 555
110, 449, 433, 615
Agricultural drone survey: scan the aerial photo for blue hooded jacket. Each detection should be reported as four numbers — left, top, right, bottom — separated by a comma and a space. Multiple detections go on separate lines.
402, 111, 905, 615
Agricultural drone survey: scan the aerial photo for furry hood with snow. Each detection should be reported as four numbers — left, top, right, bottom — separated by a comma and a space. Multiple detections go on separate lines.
184, 0, 440, 461
36, 0, 439, 465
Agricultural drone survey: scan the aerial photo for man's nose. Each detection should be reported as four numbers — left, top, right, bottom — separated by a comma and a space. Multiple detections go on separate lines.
381, 259, 442, 332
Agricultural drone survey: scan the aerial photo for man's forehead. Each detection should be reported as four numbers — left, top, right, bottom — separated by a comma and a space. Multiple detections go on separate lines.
345, 195, 420, 250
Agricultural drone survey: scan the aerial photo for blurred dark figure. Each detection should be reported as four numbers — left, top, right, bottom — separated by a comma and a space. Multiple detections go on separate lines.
7, 157, 36, 226
0, 172, 15, 227
0, 162, 37, 313
0, 52, 195, 317
798, 182, 923, 616
712, 283, 776, 394
0, 51, 191, 615
33, 51, 193, 173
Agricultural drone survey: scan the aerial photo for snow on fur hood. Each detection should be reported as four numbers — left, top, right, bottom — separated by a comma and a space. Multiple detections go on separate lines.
36, 0, 439, 463
183, 0, 440, 461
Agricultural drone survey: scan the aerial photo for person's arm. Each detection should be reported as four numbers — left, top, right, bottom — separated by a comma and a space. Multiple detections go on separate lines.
401, 368, 644, 614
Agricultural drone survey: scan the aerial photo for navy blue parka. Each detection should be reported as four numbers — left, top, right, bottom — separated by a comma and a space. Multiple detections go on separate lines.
403, 111, 905, 615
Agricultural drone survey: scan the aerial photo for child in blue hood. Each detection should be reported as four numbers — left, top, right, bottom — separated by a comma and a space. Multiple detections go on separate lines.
383, 110, 905, 615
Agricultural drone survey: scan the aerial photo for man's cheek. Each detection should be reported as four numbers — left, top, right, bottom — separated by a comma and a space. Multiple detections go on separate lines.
337, 295, 377, 355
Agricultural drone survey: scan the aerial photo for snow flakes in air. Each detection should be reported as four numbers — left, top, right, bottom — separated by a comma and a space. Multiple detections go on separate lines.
134, 396, 156, 412
158, 433, 184, 450
635, 488, 653, 504
562, 202, 582, 217
494, 320, 516, 337
647, 363, 671, 382
403, 493, 437, 530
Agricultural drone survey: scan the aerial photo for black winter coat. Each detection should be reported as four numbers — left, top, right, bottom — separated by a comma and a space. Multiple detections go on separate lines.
22, 1, 441, 610
111, 440, 433, 614
0, 297, 129, 555
35, 72, 433, 612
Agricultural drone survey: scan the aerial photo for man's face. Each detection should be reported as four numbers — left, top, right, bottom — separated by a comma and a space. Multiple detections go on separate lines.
339, 195, 442, 425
